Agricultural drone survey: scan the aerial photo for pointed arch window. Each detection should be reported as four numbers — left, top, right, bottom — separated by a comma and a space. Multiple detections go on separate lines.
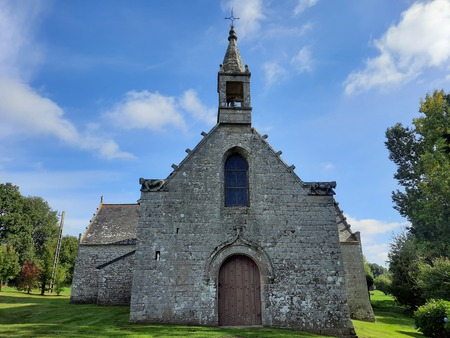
225, 154, 249, 206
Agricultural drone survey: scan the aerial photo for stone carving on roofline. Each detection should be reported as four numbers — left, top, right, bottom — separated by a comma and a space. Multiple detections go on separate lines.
139, 178, 165, 192
306, 181, 337, 196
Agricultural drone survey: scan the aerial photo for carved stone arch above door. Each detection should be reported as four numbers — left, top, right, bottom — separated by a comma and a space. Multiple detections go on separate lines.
204, 238, 274, 285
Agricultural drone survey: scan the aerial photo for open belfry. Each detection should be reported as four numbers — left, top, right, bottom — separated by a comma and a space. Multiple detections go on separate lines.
71, 22, 374, 337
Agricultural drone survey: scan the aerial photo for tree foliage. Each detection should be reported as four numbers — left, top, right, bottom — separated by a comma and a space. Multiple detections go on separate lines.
419, 257, 450, 301
59, 236, 78, 285
0, 183, 73, 293
53, 266, 67, 296
38, 241, 56, 295
388, 233, 425, 309
374, 274, 392, 295
386, 90, 450, 309
0, 245, 20, 290
17, 261, 42, 294
0, 183, 34, 262
364, 257, 374, 291
385, 90, 450, 257
369, 263, 389, 279
0, 183, 59, 264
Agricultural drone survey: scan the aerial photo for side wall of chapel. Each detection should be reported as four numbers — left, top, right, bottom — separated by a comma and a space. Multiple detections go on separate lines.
70, 245, 135, 304
97, 252, 135, 305
341, 240, 375, 321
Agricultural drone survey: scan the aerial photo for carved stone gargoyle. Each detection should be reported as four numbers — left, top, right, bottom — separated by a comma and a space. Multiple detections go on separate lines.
306, 181, 337, 196
139, 178, 165, 192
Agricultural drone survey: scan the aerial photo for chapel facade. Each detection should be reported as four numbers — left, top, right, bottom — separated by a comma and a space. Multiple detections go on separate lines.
71, 25, 374, 337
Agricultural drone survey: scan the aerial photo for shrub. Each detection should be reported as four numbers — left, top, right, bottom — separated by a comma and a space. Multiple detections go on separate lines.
419, 257, 450, 301
414, 299, 450, 337
53, 266, 67, 295
364, 259, 374, 291
17, 261, 42, 294
374, 274, 392, 295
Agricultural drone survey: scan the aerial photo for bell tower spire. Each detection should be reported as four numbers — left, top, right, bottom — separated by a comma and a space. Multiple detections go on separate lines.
217, 14, 252, 125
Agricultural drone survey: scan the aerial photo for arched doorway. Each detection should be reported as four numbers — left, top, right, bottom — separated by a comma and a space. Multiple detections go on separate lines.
218, 255, 262, 326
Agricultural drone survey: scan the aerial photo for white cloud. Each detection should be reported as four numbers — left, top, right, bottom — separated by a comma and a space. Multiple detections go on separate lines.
107, 89, 216, 131
294, 0, 319, 16
0, 2, 132, 160
107, 90, 186, 131
363, 243, 390, 267
345, 215, 407, 235
344, 0, 450, 94
0, 0, 44, 80
180, 89, 216, 125
0, 77, 133, 160
263, 61, 287, 87
291, 46, 314, 73
221, 0, 265, 39
0, 77, 78, 140
344, 215, 407, 267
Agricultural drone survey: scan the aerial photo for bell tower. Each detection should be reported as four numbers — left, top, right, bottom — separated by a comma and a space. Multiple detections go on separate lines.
217, 24, 252, 125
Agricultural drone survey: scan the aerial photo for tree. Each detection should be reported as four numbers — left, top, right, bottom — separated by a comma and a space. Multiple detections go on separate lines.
0, 245, 20, 290
374, 274, 392, 295
385, 90, 450, 257
38, 241, 56, 295
418, 257, 450, 301
24, 196, 59, 259
17, 261, 42, 294
364, 257, 374, 291
0, 183, 34, 262
53, 266, 67, 296
369, 263, 389, 279
0, 182, 60, 291
388, 232, 425, 309
59, 236, 78, 285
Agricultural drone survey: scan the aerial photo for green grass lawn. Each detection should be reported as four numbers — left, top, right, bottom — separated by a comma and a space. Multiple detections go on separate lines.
352, 291, 423, 338
0, 287, 424, 337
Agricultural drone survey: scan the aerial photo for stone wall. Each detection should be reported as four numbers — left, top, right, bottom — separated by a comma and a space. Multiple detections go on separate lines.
70, 244, 135, 304
130, 124, 356, 337
341, 236, 376, 321
97, 250, 135, 305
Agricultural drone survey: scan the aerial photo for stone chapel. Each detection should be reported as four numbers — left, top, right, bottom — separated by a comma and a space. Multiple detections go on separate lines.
71, 25, 374, 337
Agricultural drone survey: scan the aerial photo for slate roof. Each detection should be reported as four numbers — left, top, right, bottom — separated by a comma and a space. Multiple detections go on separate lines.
80, 203, 139, 245
221, 27, 245, 73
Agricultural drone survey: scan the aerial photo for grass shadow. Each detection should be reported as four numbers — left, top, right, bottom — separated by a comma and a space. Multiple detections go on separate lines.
0, 290, 323, 338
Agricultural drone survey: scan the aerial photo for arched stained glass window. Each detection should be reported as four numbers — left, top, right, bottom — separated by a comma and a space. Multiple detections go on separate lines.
225, 154, 249, 206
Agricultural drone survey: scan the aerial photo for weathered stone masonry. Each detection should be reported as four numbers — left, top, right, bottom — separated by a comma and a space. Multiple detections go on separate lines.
71, 25, 374, 337
71, 203, 138, 305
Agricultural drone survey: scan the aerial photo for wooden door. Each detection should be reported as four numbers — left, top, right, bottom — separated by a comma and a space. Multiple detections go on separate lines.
218, 255, 262, 326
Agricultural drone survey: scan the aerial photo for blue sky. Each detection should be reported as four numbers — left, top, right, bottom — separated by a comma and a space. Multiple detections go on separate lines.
2, 0, 450, 267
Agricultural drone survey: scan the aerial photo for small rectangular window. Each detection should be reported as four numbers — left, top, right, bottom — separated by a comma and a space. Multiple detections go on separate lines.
155, 251, 160, 261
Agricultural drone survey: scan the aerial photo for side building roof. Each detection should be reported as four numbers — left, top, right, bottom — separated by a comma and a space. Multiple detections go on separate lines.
80, 203, 139, 245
